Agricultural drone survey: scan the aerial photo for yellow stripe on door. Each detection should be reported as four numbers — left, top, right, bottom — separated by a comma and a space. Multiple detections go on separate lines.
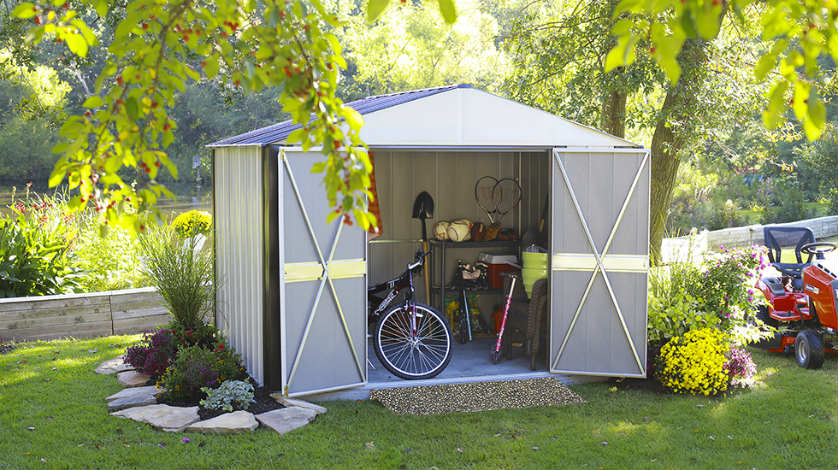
284, 259, 367, 283
551, 253, 648, 273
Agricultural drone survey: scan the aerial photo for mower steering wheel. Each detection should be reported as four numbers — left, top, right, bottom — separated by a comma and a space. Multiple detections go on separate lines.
801, 242, 837, 259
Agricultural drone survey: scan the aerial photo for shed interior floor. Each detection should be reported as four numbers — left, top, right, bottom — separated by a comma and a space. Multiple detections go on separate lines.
368, 336, 544, 384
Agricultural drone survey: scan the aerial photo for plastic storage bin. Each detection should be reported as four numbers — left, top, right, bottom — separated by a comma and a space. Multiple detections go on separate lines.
478, 253, 518, 289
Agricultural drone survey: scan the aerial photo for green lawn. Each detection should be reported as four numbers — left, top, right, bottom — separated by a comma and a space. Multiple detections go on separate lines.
1, 335, 836, 470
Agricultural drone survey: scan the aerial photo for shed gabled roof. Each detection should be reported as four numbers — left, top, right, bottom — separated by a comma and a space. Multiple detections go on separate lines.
209, 84, 640, 148
208, 84, 469, 147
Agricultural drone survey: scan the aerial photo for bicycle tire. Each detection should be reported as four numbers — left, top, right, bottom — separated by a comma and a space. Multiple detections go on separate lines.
374, 303, 453, 380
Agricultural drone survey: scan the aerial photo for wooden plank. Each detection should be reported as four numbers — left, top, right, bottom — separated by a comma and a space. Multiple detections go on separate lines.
0, 294, 110, 314
0, 311, 111, 330
110, 291, 167, 321
1, 321, 114, 341
113, 314, 171, 335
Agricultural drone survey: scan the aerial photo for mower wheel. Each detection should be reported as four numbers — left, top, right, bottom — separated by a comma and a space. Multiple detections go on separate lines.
795, 330, 825, 369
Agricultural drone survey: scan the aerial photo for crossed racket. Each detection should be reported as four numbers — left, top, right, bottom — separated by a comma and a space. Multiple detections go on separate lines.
474, 176, 522, 225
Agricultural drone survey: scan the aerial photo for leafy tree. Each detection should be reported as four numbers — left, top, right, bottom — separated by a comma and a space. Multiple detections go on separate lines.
503, 0, 768, 258
335, 0, 507, 100
9, 0, 423, 232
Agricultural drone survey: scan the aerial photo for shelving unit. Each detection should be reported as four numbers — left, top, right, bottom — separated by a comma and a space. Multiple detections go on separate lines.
429, 238, 520, 310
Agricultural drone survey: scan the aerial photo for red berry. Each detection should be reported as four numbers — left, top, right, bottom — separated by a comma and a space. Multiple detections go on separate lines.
221, 31, 228, 38
142, 23, 148, 29
163, 123, 171, 131
650, 46, 656, 54
154, 161, 161, 168
151, 102, 158, 108
139, 225, 145, 231
200, 60, 207, 67
117, 76, 124, 85
34, 16, 41, 24
84, 110, 92, 117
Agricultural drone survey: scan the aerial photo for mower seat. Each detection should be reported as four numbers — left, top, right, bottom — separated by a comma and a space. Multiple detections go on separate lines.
764, 226, 815, 288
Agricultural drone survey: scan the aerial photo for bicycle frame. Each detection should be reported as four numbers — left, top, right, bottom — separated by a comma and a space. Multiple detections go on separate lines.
368, 250, 428, 337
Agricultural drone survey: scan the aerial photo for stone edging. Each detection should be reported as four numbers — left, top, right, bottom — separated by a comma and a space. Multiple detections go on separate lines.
95, 357, 325, 435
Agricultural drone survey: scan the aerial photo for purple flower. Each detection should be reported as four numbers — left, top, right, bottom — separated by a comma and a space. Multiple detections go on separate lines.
181, 437, 191, 444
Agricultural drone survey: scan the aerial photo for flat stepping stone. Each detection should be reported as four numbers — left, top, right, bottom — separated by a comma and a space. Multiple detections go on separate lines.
256, 406, 317, 435
105, 386, 165, 411
95, 357, 134, 375
105, 385, 164, 402
117, 370, 151, 387
186, 411, 258, 434
112, 404, 200, 432
269, 393, 327, 415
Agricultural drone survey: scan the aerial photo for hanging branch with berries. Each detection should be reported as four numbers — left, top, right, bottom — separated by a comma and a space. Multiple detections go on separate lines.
11, 0, 457, 233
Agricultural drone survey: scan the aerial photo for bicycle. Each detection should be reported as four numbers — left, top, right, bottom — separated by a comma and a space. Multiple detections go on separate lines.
367, 249, 453, 380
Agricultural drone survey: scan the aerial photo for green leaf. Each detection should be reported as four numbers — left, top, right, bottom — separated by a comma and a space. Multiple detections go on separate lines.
82, 96, 104, 108
94, 0, 108, 17
203, 55, 219, 79
762, 81, 788, 129
48, 166, 66, 187
343, 107, 364, 130
804, 97, 826, 141
286, 128, 306, 144
125, 97, 139, 119
366, 0, 390, 23
437, 0, 457, 24
604, 36, 637, 72
12, 3, 36, 19
65, 33, 88, 58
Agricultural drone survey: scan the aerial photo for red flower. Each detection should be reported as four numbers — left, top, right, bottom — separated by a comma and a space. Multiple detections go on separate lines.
217, 344, 224, 350
185, 330, 193, 336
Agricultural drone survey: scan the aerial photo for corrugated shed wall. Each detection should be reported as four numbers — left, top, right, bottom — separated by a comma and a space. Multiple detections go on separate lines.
519, 151, 551, 244
214, 146, 265, 384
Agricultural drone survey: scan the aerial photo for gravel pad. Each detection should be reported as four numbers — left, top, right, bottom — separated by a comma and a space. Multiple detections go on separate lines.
370, 378, 584, 415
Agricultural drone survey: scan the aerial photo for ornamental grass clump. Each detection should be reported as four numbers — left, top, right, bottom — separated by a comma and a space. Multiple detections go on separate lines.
139, 223, 214, 329
200, 380, 255, 412
656, 328, 730, 396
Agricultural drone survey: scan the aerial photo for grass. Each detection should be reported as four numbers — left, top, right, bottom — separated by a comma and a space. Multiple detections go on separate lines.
1, 335, 836, 470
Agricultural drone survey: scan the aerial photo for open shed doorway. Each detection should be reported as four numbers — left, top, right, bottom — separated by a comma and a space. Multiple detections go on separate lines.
366, 149, 552, 386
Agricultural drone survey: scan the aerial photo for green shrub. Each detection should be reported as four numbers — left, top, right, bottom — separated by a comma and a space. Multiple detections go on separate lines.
200, 379, 255, 412
139, 223, 215, 329
648, 245, 773, 346
171, 210, 212, 238
648, 261, 718, 343
0, 196, 82, 297
74, 225, 149, 292
158, 343, 246, 402
656, 328, 730, 396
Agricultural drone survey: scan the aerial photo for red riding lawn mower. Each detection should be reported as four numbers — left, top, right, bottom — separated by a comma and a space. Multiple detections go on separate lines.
754, 226, 838, 369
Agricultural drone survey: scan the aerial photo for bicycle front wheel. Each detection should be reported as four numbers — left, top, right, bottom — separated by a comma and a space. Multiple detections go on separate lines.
374, 303, 453, 380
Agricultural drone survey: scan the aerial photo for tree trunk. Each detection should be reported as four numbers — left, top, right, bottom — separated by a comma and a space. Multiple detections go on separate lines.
601, 89, 626, 138
649, 38, 713, 262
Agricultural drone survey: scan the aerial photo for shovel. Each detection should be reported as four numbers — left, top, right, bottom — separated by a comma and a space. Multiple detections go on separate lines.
412, 191, 434, 305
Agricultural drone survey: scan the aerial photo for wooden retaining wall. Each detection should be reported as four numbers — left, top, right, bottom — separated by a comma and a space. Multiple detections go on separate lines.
0, 288, 170, 342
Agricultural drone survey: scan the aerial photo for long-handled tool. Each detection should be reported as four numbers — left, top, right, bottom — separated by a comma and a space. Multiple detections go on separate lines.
491, 273, 518, 364
412, 191, 434, 305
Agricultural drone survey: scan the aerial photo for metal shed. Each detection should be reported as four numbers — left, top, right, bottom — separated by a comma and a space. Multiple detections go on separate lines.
209, 84, 650, 397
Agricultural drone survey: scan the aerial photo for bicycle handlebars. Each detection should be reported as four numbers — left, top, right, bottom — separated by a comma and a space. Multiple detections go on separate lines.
407, 249, 433, 271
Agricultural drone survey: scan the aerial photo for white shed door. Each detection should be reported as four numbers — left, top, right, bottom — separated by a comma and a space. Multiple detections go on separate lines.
549, 148, 650, 377
279, 151, 367, 397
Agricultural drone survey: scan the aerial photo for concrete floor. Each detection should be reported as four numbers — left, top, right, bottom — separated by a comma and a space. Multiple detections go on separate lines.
308, 336, 602, 401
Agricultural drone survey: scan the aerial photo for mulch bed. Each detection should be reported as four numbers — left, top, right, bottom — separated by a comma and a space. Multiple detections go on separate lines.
158, 383, 284, 421
370, 378, 584, 415
0, 343, 16, 355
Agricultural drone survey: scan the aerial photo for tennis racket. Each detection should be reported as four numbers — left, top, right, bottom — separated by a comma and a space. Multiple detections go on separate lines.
474, 176, 522, 225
